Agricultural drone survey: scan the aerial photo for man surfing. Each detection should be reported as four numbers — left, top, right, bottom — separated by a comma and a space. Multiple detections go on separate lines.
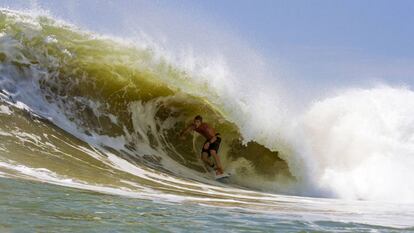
179, 115, 224, 176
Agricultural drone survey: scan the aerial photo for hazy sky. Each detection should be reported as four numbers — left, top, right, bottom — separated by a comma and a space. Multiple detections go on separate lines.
1, 0, 413, 90
184, 0, 414, 89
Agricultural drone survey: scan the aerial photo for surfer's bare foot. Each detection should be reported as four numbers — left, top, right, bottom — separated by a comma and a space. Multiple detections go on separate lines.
215, 168, 223, 175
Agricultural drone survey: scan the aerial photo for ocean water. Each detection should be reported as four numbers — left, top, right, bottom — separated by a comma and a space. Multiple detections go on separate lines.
0, 8, 413, 232
1, 178, 412, 232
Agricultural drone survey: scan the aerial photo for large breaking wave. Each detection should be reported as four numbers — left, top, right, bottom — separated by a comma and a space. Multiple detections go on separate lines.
0, 9, 413, 203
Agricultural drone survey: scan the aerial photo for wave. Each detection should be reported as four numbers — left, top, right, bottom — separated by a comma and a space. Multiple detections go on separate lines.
0, 9, 297, 194
0, 9, 413, 203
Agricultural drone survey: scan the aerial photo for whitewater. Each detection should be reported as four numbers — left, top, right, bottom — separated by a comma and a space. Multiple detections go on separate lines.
0, 8, 413, 232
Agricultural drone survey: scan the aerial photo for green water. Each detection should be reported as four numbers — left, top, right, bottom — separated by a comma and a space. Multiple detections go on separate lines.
1, 177, 406, 233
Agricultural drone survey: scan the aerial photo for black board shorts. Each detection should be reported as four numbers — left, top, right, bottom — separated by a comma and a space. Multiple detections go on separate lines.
201, 136, 221, 157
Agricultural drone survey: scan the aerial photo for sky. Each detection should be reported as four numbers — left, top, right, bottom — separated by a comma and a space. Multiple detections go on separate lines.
183, 0, 414, 89
1, 0, 413, 92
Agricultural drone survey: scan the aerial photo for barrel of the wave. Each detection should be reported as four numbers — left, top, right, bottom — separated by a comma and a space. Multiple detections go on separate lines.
179, 115, 231, 181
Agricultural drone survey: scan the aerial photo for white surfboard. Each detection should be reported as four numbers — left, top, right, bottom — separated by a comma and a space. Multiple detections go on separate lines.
205, 157, 230, 181
214, 172, 231, 181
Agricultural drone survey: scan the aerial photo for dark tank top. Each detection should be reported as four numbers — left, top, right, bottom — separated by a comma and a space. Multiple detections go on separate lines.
194, 123, 215, 140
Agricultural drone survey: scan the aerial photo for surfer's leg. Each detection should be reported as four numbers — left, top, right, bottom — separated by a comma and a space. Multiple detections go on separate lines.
201, 152, 213, 172
210, 150, 223, 175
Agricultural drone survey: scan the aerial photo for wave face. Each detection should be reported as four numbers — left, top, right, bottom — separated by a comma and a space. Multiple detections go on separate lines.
0, 9, 414, 204
0, 9, 295, 194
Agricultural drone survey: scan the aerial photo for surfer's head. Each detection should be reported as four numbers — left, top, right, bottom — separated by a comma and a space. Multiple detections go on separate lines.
194, 115, 202, 128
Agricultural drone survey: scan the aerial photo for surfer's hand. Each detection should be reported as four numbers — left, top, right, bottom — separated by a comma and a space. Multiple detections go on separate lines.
203, 142, 210, 149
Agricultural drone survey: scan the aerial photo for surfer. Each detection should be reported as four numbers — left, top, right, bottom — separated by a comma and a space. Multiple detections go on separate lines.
179, 115, 224, 175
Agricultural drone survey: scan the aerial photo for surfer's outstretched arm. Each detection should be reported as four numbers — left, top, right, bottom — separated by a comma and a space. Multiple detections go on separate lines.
179, 124, 194, 139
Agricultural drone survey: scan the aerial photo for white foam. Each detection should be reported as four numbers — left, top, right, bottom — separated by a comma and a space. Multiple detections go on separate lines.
301, 86, 414, 203
0, 105, 12, 115
44, 35, 58, 44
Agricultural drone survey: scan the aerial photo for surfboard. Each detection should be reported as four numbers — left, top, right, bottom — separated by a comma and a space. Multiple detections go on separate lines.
214, 172, 231, 182
206, 157, 230, 181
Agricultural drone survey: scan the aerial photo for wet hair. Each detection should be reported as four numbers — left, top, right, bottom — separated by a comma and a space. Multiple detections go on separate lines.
194, 115, 203, 122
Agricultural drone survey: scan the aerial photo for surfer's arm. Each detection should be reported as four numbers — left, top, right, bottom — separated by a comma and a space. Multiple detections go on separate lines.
207, 127, 217, 143
209, 135, 217, 143
179, 124, 194, 138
